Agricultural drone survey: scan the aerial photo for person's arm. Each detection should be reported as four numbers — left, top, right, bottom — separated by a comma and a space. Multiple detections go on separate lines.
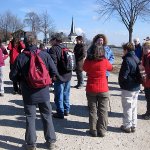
7, 41, 12, 50
83, 59, 89, 72
105, 46, 115, 64
46, 54, 60, 80
118, 59, 130, 84
106, 59, 113, 71
48, 47, 57, 65
1, 45, 8, 60
9, 56, 21, 82
79, 45, 86, 60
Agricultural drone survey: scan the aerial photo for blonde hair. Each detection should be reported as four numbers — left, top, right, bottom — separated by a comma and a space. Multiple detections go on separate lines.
122, 42, 135, 51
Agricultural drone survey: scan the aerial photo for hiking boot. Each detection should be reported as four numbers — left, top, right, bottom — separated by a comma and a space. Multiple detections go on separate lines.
46, 141, 56, 150
89, 130, 97, 137
77, 84, 84, 89
131, 127, 136, 133
64, 111, 69, 116
53, 113, 64, 119
98, 131, 105, 137
25, 144, 36, 150
18, 89, 22, 95
120, 125, 131, 133
13, 91, 18, 95
140, 90, 144, 94
0, 93, 4, 97
142, 113, 150, 120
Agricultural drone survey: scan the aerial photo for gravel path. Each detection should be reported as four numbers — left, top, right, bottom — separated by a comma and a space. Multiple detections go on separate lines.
0, 58, 149, 150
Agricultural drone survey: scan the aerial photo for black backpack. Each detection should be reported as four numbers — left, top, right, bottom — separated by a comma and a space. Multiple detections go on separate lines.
61, 48, 76, 71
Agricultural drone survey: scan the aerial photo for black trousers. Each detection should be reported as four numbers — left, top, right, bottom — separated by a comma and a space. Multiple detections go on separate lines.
145, 88, 150, 114
24, 101, 56, 146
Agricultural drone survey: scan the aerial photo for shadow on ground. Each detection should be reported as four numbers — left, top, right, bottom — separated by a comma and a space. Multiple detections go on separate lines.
0, 135, 24, 150
108, 82, 119, 85
51, 102, 89, 118
4, 86, 13, 94
107, 126, 121, 133
108, 111, 122, 118
4, 81, 12, 85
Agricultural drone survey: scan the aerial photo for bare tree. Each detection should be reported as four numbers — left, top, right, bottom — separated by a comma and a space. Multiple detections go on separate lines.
96, 0, 150, 42
24, 11, 41, 39
40, 11, 55, 44
81, 33, 91, 49
0, 11, 24, 41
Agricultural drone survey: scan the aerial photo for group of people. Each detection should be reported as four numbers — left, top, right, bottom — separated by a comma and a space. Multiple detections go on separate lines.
0, 33, 150, 150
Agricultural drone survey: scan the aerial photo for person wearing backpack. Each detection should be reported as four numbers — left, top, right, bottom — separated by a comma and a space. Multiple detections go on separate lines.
0, 39, 8, 96
118, 42, 140, 133
73, 36, 86, 89
48, 33, 72, 119
9, 36, 59, 150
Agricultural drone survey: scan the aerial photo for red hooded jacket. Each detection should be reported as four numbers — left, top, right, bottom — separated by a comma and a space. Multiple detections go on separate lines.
142, 53, 150, 88
7, 41, 25, 64
83, 58, 113, 93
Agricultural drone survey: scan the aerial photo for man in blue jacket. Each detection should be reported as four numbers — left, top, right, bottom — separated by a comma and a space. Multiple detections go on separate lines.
133, 38, 143, 61
9, 36, 58, 150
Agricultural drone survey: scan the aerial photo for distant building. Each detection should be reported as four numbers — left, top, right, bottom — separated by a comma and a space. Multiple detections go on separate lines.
63, 17, 78, 49
68, 17, 78, 42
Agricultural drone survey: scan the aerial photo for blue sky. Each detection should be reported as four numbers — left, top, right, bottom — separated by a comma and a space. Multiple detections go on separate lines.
1, 0, 150, 46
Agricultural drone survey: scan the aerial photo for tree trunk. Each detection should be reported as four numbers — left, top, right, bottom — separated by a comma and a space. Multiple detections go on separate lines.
128, 26, 133, 43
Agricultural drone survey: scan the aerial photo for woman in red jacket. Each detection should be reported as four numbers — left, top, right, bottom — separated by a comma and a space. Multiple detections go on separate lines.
7, 37, 25, 94
141, 41, 150, 120
83, 45, 113, 137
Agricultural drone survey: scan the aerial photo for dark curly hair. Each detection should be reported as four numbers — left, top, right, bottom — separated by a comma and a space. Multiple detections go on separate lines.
76, 36, 83, 42
92, 34, 108, 46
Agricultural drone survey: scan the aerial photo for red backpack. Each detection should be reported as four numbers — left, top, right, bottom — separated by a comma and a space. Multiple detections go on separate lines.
23, 50, 52, 88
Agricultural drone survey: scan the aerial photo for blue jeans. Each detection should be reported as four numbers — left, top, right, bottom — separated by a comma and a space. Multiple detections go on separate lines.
54, 80, 70, 116
24, 101, 56, 146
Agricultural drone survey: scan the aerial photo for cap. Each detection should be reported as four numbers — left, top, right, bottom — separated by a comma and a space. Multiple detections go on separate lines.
144, 36, 150, 41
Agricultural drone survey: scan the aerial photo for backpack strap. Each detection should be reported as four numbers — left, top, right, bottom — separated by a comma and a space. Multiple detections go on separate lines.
23, 49, 41, 56
23, 50, 30, 56
61, 48, 69, 59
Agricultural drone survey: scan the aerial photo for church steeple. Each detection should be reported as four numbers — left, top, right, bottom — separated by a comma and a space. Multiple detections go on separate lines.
70, 17, 74, 34
68, 17, 77, 42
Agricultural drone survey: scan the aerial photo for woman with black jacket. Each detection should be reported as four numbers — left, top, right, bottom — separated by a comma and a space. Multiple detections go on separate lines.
118, 42, 140, 133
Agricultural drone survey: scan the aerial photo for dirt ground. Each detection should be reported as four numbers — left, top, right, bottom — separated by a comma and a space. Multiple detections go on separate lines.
0, 52, 150, 150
